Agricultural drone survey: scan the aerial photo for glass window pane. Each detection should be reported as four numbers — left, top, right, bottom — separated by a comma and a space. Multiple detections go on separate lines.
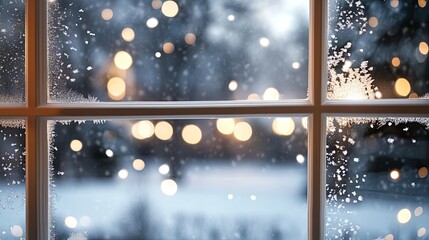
327, 0, 429, 100
0, 120, 26, 238
325, 117, 429, 239
48, 0, 309, 102
49, 117, 308, 239
0, 1, 25, 103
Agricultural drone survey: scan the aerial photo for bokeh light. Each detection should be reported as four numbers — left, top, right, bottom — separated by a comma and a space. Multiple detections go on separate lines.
296, 154, 305, 164
161, 179, 178, 196
368, 17, 378, 28
114, 51, 133, 70
397, 208, 412, 224
259, 37, 270, 47
184, 33, 196, 45
216, 118, 235, 135
247, 93, 260, 100
390, 169, 400, 180
132, 159, 145, 171
10, 225, 23, 237
227, 194, 234, 200
105, 149, 114, 157
118, 169, 129, 179
182, 124, 202, 144
250, 195, 257, 201
132, 120, 155, 140
159, 164, 170, 175
233, 121, 252, 141
65, 216, 78, 228
272, 117, 295, 136
375, 91, 383, 99
80, 216, 91, 227
228, 80, 238, 91
384, 234, 394, 240
163, 42, 175, 54
121, 27, 135, 42
390, 0, 399, 8
292, 62, 301, 69
415, 206, 424, 216
418, 167, 428, 178
263, 87, 280, 100
146, 17, 159, 28
161, 1, 179, 18
107, 77, 126, 100
418, 0, 427, 8
394, 78, 411, 97
70, 139, 83, 152
301, 117, 308, 130
391, 57, 400, 67
101, 8, 113, 20
418, 227, 426, 237
155, 121, 174, 141
419, 42, 429, 55
151, 0, 162, 9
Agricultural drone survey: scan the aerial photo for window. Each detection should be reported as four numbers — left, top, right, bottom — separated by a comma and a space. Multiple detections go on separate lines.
1, 0, 428, 239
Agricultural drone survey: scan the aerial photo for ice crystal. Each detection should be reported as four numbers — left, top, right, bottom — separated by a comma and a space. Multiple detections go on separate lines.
49, 89, 98, 103
0, 119, 24, 129
68, 232, 87, 240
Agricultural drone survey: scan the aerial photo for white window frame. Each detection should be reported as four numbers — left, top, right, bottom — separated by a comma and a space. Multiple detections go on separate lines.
0, 0, 425, 239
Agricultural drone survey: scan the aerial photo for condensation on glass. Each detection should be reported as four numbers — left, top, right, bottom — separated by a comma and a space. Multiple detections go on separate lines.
48, 117, 308, 239
325, 116, 429, 239
0, 1, 25, 103
0, 120, 26, 239
47, 0, 309, 102
327, 0, 429, 100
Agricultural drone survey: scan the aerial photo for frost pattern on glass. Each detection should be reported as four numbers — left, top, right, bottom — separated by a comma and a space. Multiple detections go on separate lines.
0, 120, 26, 239
48, 0, 309, 102
0, 1, 25, 103
325, 117, 429, 239
48, 117, 308, 239
328, 0, 429, 100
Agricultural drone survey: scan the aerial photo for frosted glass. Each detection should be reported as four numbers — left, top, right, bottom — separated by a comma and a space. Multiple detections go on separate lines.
49, 117, 308, 239
0, 1, 25, 103
0, 120, 26, 238
325, 117, 429, 239
327, 0, 429, 100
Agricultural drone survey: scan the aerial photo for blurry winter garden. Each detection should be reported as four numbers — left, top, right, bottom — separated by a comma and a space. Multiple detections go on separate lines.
1, 0, 429, 239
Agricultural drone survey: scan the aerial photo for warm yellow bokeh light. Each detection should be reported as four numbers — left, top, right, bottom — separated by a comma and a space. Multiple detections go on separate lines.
114, 51, 133, 70
155, 121, 174, 141
272, 117, 295, 136
301, 117, 308, 130
233, 121, 252, 142
415, 206, 424, 216
101, 8, 113, 20
184, 33, 196, 45
409, 93, 419, 98
390, 0, 399, 8
263, 87, 280, 100
161, 179, 178, 196
418, 227, 427, 237
121, 28, 135, 42
419, 42, 429, 55
418, 167, 428, 178
182, 124, 202, 144
161, 1, 179, 18
70, 139, 83, 152
152, 0, 162, 9
390, 169, 400, 180
216, 118, 235, 135
368, 17, 378, 28
385, 234, 394, 240
228, 80, 238, 91
133, 159, 145, 171
391, 57, 401, 67
163, 42, 175, 54
247, 93, 260, 100
132, 120, 155, 140
375, 91, 383, 99
418, 0, 427, 8
397, 208, 412, 224
394, 78, 411, 97
107, 77, 126, 100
